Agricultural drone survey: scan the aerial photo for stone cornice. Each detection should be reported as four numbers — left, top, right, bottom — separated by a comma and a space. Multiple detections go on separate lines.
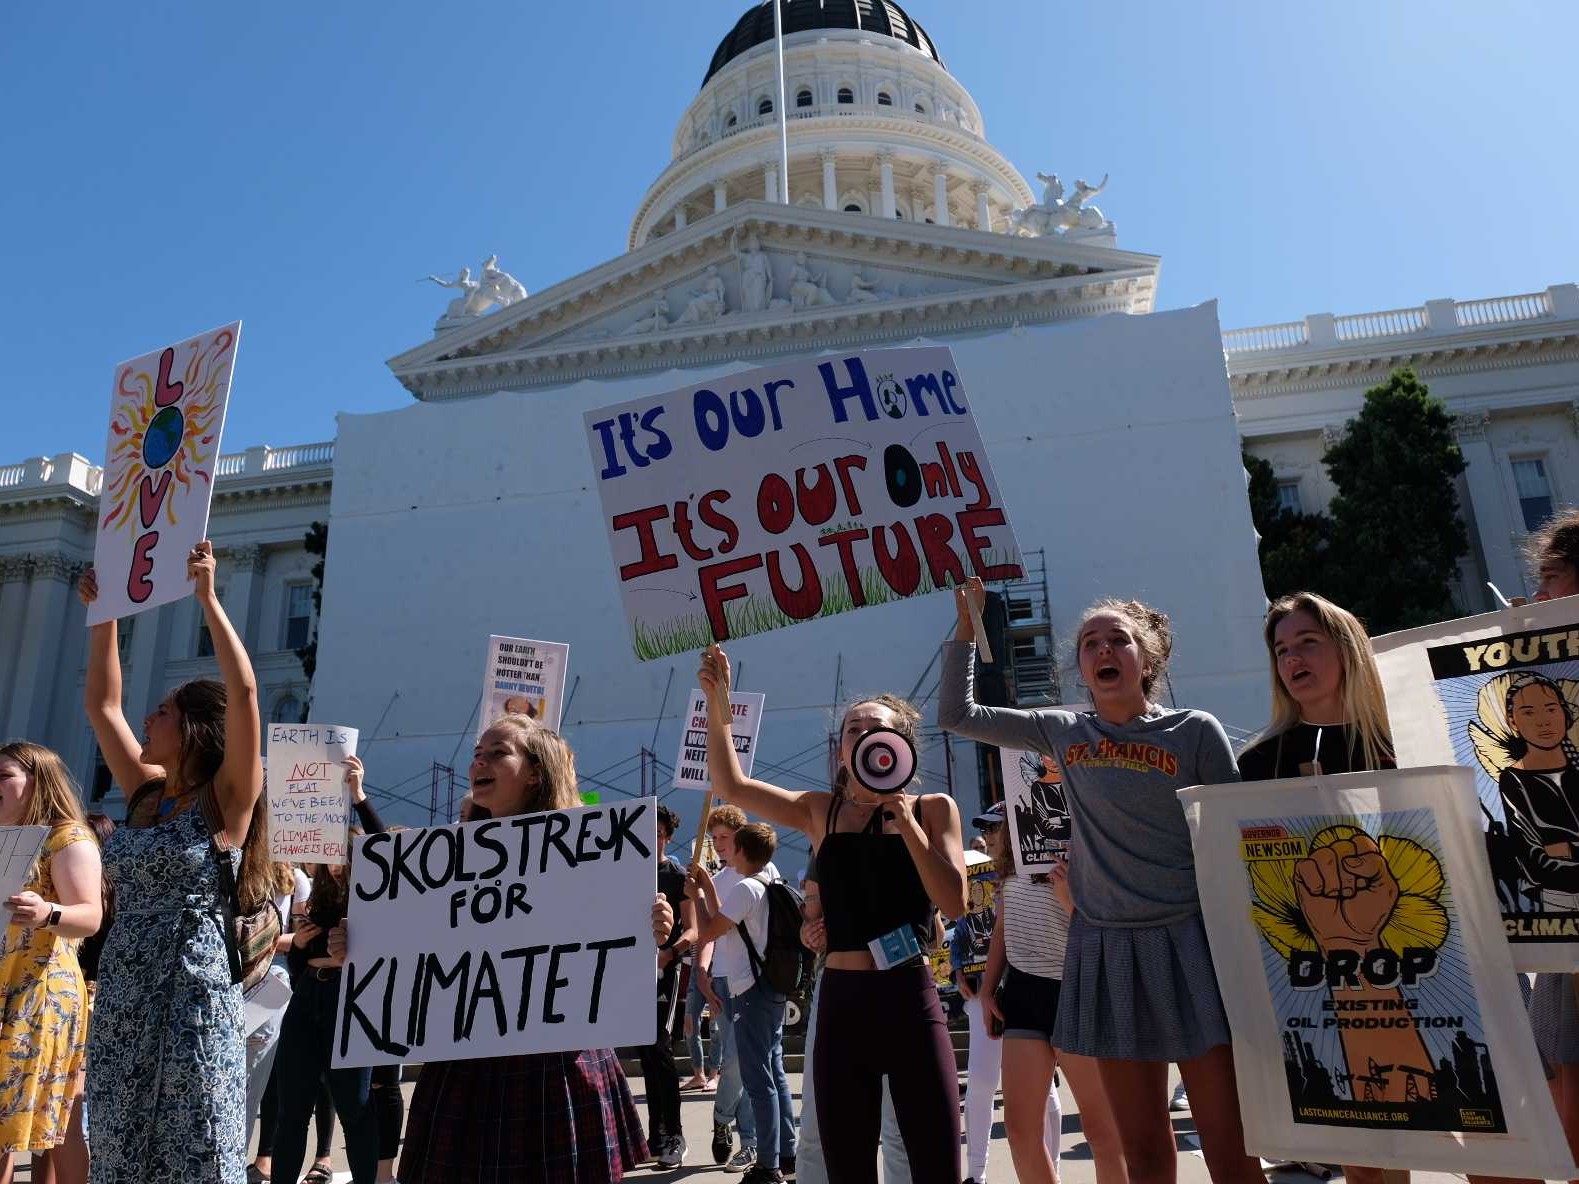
405, 272, 1156, 401
390, 203, 1158, 400
1228, 328, 1579, 399
0, 552, 85, 584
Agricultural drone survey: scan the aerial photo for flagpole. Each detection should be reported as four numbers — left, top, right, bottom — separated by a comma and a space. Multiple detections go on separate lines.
773, 0, 789, 202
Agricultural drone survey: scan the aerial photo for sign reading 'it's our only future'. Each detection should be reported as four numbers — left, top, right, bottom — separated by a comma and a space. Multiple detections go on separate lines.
584, 346, 1024, 660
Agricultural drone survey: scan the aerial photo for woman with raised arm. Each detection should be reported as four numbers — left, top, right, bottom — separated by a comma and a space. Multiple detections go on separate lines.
0, 742, 104, 1184
697, 644, 966, 1184
78, 542, 268, 1184
938, 578, 1261, 1184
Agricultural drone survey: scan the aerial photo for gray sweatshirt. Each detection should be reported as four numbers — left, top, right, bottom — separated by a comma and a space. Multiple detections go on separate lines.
938, 640, 1238, 927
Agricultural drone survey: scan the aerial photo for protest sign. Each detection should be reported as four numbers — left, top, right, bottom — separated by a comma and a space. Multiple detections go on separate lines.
87, 322, 239, 626
266, 724, 358, 864
0, 827, 50, 905
333, 801, 657, 1068
1374, 601, 1579, 969
957, 849, 997, 976
672, 689, 766, 790
584, 346, 1024, 660
479, 635, 569, 736
1001, 746, 1071, 871
1181, 766, 1572, 1177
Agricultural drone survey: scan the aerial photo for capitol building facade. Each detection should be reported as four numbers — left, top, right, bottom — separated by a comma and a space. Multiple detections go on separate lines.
3, 1, 1575, 822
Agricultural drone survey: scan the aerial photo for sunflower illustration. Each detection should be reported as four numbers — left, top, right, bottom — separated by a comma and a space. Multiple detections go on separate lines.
1250, 824, 1449, 959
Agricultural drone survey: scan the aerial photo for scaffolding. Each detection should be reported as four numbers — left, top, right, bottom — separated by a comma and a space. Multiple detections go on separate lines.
1000, 547, 1061, 707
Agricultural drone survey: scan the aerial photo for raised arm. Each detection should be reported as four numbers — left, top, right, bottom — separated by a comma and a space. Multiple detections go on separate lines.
78, 568, 162, 793
191, 542, 263, 844
699, 645, 825, 839
936, 578, 1055, 751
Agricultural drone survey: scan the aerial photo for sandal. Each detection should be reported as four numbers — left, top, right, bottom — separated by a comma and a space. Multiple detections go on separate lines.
301, 1167, 333, 1184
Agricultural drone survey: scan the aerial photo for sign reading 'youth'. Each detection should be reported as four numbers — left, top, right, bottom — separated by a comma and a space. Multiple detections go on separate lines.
332, 802, 657, 1068
672, 689, 765, 790
1374, 601, 1579, 970
87, 322, 240, 626
584, 346, 1024, 660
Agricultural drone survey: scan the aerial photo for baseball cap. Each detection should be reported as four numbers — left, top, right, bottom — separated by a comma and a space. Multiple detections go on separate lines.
971, 801, 1005, 829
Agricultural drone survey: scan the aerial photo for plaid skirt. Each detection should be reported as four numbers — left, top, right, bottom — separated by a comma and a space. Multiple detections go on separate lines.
398, 1049, 648, 1184
1052, 911, 1231, 1062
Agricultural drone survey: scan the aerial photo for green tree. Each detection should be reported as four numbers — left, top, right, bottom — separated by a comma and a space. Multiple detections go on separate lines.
1323, 368, 1468, 631
1243, 451, 1335, 602
294, 520, 328, 684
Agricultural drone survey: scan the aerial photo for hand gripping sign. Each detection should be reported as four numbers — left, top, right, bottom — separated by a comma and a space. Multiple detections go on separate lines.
584, 346, 1024, 661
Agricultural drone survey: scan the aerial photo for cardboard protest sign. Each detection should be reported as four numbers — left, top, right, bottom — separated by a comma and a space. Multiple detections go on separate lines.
1001, 746, 1071, 871
0, 827, 50, 906
584, 346, 1024, 660
1374, 601, 1579, 970
479, 635, 569, 736
333, 801, 657, 1068
87, 322, 239, 626
266, 724, 358, 864
1181, 767, 1572, 1176
672, 689, 766, 790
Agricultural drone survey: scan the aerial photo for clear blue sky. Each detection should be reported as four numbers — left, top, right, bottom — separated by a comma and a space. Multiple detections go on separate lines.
5, 1, 1575, 463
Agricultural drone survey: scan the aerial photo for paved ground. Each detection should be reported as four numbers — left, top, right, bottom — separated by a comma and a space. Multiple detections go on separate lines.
220, 1066, 1493, 1184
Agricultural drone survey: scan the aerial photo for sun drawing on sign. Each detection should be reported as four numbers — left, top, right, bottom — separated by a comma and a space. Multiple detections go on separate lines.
99, 329, 233, 534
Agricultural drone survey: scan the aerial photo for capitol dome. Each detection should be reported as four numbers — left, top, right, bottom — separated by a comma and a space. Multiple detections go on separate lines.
629, 0, 1035, 249
702, 0, 942, 86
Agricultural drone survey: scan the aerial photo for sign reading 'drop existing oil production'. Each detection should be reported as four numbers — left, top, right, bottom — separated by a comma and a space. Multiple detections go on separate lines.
584, 347, 1025, 660
87, 322, 240, 626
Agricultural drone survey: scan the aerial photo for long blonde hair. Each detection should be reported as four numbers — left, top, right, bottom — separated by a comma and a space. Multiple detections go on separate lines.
0, 741, 88, 829
485, 715, 582, 815
1258, 593, 1392, 771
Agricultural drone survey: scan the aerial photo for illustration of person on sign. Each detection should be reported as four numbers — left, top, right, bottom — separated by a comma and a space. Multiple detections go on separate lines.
1012, 750, 1070, 865
1470, 672, 1579, 912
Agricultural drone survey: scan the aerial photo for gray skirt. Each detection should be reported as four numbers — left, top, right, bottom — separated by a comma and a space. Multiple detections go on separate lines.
1053, 911, 1230, 1062
1531, 973, 1579, 1066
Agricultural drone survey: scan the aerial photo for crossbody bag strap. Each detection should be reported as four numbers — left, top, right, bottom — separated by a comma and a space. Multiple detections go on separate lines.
197, 786, 245, 985
734, 871, 771, 985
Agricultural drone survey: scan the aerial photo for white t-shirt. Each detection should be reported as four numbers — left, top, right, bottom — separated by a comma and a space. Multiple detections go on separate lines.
274, 868, 311, 928
712, 862, 779, 996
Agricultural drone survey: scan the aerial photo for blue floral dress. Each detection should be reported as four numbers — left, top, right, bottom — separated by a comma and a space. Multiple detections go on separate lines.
87, 788, 245, 1184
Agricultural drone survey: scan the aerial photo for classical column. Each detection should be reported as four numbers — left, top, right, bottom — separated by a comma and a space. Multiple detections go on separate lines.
820, 149, 838, 210
220, 544, 266, 652
972, 180, 992, 231
713, 180, 728, 213
124, 600, 175, 768
933, 163, 951, 227
877, 150, 896, 219
764, 163, 779, 202
4, 554, 79, 741
1453, 411, 1523, 599
673, 205, 688, 231
0, 557, 32, 731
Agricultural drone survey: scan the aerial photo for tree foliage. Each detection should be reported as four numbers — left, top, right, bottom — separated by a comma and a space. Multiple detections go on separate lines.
1243, 368, 1468, 633
1323, 369, 1467, 631
294, 520, 328, 683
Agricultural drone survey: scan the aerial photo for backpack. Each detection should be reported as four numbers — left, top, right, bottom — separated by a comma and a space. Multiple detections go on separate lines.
736, 872, 815, 996
196, 788, 282, 993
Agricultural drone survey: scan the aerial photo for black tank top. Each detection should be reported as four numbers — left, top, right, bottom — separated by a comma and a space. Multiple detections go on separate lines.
817, 793, 935, 953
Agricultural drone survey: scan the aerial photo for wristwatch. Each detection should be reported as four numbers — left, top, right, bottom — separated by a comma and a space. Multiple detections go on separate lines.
45, 905, 61, 929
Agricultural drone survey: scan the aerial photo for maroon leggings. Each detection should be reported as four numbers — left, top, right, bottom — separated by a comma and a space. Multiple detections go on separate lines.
813, 962, 961, 1184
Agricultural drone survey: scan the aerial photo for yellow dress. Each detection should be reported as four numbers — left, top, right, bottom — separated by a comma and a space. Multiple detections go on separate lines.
0, 822, 92, 1151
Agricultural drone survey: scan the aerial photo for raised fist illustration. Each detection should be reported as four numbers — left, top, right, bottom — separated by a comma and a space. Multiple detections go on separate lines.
1294, 832, 1399, 954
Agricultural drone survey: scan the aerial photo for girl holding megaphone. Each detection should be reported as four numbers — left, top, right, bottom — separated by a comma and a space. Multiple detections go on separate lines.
697, 644, 968, 1184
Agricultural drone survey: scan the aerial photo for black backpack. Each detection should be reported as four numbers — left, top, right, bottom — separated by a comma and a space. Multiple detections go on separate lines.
736, 872, 815, 996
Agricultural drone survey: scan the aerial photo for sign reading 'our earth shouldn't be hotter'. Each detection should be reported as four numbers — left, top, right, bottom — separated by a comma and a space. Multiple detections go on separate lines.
584, 346, 1024, 660
333, 802, 657, 1068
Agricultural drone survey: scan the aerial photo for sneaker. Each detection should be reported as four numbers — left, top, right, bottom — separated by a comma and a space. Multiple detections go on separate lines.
725, 1146, 757, 1173
1169, 1080, 1189, 1112
741, 1166, 783, 1184
656, 1134, 687, 1169
712, 1121, 733, 1164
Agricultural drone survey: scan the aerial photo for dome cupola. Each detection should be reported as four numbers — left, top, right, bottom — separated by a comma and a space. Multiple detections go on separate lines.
703, 0, 942, 86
